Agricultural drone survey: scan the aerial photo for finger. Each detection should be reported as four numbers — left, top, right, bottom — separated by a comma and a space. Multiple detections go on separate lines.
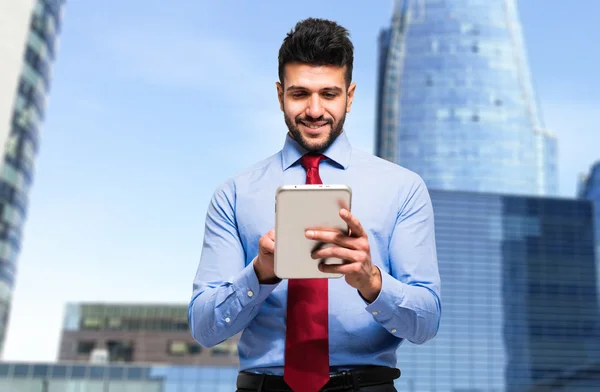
268, 229, 275, 241
259, 235, 275, 253
311, 245, 358, 262
262, 243, 274, 254
337, 198, 350, 211
339, 209, 365, 238
305, 229, 359, 250
318, 261, 361, 275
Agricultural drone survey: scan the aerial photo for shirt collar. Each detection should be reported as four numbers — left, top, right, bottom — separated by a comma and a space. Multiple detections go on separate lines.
281, 131, 352, 171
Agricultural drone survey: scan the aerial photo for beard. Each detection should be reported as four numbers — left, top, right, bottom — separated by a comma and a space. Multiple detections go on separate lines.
284, 109, 346, 153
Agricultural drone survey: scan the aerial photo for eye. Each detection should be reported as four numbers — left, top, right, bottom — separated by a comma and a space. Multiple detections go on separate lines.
291, 91, 307, 98
323, 93, 337, 99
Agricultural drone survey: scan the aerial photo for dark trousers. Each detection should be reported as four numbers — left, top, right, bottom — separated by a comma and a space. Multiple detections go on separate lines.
235, 366, 400, 392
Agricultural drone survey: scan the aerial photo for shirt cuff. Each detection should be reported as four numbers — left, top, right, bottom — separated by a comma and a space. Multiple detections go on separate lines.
364, 268, 406, 327
233, 257, 279, 307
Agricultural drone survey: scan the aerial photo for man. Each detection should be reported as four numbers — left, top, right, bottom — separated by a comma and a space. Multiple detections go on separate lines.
189, 18, 441, 392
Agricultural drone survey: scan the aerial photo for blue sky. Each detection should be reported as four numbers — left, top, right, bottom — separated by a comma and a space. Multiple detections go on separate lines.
4, 0, 600, 361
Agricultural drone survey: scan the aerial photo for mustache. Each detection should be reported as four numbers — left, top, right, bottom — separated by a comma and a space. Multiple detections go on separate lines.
296, 116, 333, 125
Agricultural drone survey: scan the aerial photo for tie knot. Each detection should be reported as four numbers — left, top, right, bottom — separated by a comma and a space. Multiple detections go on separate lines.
300, 153, 325, 171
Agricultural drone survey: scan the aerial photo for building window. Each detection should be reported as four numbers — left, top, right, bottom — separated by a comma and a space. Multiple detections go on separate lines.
1, 162, 20, 190
174, 321, 189, 331
13, 364, 29, 377
76, 341, 95, 355
211, 341, 236, 356
32, 364, 49, 378
2, 205, 22, 227
211, 346, 230, 356
188, 344, 202, 355
50, 365, 67, 379
107, 317, 121, 329
3, 134, 19, 159
82, 317, 103, 329
167, 340, 187, 356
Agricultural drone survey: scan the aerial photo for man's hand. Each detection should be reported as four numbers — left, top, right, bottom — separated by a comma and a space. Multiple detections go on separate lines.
306, 208, 382, 302
253, 229, 281, 284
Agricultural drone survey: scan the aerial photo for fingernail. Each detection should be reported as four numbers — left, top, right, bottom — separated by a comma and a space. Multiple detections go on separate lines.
340, 209, 348, 217
306, 230, 314, 238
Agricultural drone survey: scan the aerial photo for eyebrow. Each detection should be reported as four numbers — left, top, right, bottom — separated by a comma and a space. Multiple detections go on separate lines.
287, 86, 343, 93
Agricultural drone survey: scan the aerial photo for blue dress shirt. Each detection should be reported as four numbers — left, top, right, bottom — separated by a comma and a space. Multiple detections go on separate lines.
189, 131, 441, 375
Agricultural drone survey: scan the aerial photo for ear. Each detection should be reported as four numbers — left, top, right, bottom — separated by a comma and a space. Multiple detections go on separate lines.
346, 82, 356, 113
276, 82, 284, 111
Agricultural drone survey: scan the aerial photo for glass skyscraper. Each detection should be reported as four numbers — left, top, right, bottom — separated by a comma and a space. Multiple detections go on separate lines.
375, 0, 557, 196
395, 190, 600, 392
578, 160, 600, 308
0, 0, 65, 355
579, 161, 600, 244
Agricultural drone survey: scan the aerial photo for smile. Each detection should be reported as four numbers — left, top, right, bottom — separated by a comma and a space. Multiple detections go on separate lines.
300, 121, 329, 130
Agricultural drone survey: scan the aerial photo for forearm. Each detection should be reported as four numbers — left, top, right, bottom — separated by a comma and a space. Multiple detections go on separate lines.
364, 269, 441, 344
188, 261, 279, 347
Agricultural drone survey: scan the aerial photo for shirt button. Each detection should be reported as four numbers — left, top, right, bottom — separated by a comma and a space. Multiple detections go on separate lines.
247, 290, 254, 297
225, 317, 231, 323
371, 311, 379, 315
391, 328, 397, 333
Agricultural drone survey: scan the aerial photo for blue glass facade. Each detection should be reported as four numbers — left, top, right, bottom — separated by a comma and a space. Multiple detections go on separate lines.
395, 190, 600, 391
0, 0, 66, 355
0, 362, 238, 391
375, 0, 558, 196
578, 160, 600, 311
579, 161, 600, 245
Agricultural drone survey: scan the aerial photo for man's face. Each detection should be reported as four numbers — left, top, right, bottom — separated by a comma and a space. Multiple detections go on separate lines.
276, 63, 356, 152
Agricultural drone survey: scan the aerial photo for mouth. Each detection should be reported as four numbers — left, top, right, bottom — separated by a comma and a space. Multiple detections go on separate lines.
299, 120, 330, 135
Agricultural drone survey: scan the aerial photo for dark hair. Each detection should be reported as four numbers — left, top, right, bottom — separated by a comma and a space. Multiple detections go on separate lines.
278, 18, 354, 87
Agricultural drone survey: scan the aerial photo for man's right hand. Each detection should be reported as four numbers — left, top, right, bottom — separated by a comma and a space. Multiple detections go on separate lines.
253, 229, 281, 283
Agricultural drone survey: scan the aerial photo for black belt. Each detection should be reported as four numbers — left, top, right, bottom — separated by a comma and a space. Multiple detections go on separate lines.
236, 366, 400, 391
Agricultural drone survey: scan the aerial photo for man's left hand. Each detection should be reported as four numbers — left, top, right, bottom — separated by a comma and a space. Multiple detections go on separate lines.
306, 208, 382, 302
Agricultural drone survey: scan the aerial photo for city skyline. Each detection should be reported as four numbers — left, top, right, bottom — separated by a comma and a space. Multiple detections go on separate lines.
3, 0, 600, 365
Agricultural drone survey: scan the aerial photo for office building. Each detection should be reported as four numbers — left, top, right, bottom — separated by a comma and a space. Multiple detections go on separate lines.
375, 0, 557, 196
0, 0, 66, 356
528, 362, 600, 392
578, 160, 600, 307
0, 361, 238, 391
579, 160, 600, 245
395, 190, 600, 392
58, 303, 239, 366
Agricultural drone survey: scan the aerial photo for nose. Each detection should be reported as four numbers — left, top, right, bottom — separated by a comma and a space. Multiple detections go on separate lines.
305, 93, 325, 119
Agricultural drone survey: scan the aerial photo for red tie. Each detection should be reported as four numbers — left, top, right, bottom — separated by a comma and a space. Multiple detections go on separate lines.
284, 153, 330, 392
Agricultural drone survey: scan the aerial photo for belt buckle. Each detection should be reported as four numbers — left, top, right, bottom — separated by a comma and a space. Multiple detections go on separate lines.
339, 370, 354, 390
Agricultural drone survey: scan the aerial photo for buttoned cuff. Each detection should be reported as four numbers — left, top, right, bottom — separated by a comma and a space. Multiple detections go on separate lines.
364, 268, 407, 335
233, 257, 279, 307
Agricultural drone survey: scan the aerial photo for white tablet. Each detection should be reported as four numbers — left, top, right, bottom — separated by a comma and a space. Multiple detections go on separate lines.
274, 184, 352, 279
